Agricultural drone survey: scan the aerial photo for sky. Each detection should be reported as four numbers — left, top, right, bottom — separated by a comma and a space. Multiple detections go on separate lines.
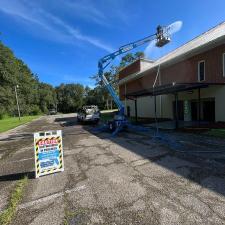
0, 0, 225, 88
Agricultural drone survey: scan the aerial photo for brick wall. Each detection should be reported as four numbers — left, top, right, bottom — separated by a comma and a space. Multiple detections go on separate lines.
119, 59, 141, 79
119, 44, 225, 100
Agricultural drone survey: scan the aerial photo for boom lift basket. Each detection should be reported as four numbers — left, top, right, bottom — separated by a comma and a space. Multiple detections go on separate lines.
156, 25, 171, 47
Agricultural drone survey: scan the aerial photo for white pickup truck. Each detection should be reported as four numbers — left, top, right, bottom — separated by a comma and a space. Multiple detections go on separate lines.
77, 105, 100, 123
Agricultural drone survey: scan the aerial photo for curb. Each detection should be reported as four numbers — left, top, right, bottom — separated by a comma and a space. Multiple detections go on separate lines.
0, 116, 45, 136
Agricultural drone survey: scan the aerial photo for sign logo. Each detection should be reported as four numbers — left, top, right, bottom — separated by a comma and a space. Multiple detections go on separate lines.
34, 130, 64, 178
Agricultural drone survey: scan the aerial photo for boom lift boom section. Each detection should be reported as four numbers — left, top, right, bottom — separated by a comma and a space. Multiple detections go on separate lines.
97, 25, 171, 134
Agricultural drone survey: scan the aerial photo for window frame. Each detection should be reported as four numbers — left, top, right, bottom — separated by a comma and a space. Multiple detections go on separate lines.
198, 60, 205, 82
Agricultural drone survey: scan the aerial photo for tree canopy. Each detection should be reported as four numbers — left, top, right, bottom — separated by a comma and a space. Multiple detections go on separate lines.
90, 51, 144, 110
56, 83, 85, 113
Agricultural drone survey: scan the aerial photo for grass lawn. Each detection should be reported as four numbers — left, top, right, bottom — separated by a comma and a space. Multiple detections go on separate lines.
100, 109, 137, 123
0, 115, 40, 133
206, 129, 225, 138
100, 109, 118, 122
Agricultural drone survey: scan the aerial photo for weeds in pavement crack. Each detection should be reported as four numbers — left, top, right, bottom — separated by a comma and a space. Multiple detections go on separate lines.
0, 176, 28, 225
63, 194, 86, 225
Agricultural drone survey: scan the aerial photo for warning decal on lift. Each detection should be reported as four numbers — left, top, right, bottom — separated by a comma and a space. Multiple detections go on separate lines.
34, 130, 64, 178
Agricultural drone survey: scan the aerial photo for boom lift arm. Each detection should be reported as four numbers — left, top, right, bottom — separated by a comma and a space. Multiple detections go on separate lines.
98, 25, 170, 117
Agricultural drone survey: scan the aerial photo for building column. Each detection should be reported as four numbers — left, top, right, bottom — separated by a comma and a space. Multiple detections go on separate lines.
184, 100, 192, 122
154, 95, 159, 133
154, 95, 158, 121
124, 84, 127, 115
175, 93, 179, 129
198, 88, 201, 125
134, 98, 138, 123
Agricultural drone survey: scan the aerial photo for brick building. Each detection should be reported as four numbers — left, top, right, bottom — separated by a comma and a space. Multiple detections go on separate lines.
118, 22, 225, 124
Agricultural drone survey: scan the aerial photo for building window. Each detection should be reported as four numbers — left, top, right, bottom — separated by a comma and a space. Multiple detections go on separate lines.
223, 53, 225, 77
198, 60, 205, 81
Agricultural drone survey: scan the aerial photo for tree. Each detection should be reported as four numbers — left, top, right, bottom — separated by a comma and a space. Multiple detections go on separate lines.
89, 52, 144, 110
56, 83, 85, 113
38, 83, 57, 113
0, 41, 57, 117
84, 86, 105, 109
119, 51, 144, 68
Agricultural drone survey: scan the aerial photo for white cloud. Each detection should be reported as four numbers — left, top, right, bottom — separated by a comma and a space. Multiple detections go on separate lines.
63, 0, 108, 27
0, 0, 113, 52
62, 0, 133, 27
44, 12, 114, 52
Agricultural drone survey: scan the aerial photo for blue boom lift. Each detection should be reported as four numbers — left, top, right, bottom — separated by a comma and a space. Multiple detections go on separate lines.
98, 25, 171, 136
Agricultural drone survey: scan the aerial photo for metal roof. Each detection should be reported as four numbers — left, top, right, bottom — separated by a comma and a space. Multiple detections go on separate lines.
125, 83, 225, 97
119, 21, 225, 85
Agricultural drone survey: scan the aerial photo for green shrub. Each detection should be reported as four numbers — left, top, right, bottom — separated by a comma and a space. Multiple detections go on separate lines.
0, 108, 8, 120
29, 105, 41, 115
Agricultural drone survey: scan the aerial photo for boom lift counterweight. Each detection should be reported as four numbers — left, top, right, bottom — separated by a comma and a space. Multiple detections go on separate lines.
98, 25, 171, 136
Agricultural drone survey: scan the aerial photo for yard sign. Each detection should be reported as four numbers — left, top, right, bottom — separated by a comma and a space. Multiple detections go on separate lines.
34, 130, 64, 178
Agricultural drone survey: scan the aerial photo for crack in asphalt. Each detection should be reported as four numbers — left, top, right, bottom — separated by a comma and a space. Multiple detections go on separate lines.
19, 185, 86, 210
1, 115, 225, 225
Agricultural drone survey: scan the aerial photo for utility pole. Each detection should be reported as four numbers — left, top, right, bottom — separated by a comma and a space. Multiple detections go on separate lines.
15, 85, 21, 121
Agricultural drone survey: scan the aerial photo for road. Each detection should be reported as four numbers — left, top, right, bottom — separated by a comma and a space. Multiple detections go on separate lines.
0, 114, 225, 225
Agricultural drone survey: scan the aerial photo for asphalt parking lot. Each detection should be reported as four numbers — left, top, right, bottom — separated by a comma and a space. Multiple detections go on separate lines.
1, 114, 225, 225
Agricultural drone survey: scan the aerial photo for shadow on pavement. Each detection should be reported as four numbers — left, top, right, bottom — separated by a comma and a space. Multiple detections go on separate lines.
82, 122, 225, 197
0, 171, 35, 182
55, 117, 100, 128
55, 117, 77, 127
0, 133, 32, 142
